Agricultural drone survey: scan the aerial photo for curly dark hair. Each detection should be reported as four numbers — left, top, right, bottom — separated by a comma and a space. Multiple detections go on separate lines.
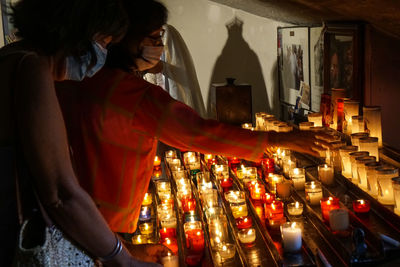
10, 0, 128, 63
106, 0, 168, 72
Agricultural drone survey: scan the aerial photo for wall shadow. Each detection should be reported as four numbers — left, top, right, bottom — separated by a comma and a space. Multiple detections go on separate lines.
207, 16, 270, 121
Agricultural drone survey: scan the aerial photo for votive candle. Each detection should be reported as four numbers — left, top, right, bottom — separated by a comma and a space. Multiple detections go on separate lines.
287, 202, 303, 216
305, 181, 323, 205
352, 199, 370, 213
238, 228, 256, 247
281, 222, 302, 253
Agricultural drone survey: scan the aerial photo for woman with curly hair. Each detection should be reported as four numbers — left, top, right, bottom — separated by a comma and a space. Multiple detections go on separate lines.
0, 0, 164, 266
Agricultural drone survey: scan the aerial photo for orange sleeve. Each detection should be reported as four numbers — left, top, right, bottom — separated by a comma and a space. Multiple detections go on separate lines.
138, 84, 269, 161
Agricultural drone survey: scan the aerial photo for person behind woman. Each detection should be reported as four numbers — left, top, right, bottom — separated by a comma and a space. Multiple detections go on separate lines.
0, 0, 165, 266
57, 0, 333, 254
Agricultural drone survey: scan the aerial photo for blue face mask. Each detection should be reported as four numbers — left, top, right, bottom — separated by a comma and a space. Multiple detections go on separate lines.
64, 41, 108, 81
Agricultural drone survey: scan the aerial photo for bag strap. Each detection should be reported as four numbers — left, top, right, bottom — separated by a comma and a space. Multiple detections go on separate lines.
12, 52, 48, 225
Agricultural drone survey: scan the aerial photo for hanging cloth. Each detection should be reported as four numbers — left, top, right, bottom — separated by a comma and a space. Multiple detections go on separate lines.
145, 24, 207, 118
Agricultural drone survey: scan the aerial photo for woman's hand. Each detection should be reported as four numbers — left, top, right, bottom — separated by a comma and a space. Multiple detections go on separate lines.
268, 130, 335, 157
125, 243, 170, 264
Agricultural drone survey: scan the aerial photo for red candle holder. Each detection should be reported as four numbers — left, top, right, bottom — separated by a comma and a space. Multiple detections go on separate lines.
250, 185, 266, 201
220, 177, 233, 191
236, 216, 253, 229
162, 237, 178, 254
160, 227, 177, 240
154, 156, 161, 167
320, 197, 340, 222
262, 193, 275, 204
353, 199, 370, 213
185, 229, 205, 252
265, 200, 284, 220
182, 198, 196, 213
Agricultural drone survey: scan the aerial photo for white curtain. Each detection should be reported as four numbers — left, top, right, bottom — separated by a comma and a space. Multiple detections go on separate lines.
145, 24, 207, 118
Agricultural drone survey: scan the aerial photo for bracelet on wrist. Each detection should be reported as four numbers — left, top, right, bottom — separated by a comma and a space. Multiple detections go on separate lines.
98, 234, 123, 262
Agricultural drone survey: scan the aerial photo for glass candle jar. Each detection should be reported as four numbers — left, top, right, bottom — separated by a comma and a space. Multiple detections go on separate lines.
307, 112, 323, 127
280, 222, 302, 253
359, 137, 379, 162
165, 150, 177, 160
214, 164, 229, 180
305, 181, 323, 205
172, 168, 187, 180
269, 174, 284, 193
290, 168, 306, 190
208, 215, 228, 248
255, 112, 267, 131
349, 151, 369, 183
352, 199, 370, 213
318, 164, 335, 186
351, 115, 364, 134
299, 121, 314, 131
355, 156, 376, 190
392, 177, 400, 215
329, 208, 349, 232
168, 159, 182, 171
184, 221, 204, 252
156, 181, 171, 195
238, 228, 256, 247
139, 206, 152, 222
320, 197, 340, 222
377, 167, 399, 205
139, 222, 154, 235
160, 214, 177, 229
351, 132, 369, 150
265, 200, 284, 220
363, 106, 383, 147
216, 242, 236, 262
236, 216, 253, 229
283, 158, 296, 176
142, 192, 153, 206
339, 146, 358, 178
365, 162, 383, 198
287, 202, 303, 216
343, 100, 359, 134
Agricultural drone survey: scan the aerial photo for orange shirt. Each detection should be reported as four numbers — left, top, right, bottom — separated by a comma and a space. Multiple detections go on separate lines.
58, 67, 269, 233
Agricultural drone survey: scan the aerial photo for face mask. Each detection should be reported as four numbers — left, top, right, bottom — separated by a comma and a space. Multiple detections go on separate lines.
135, 45, 164, 71
64, 41, 108, 81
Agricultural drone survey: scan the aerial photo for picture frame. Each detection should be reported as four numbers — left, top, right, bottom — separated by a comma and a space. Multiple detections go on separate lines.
323, 23, 363, 101
278, 26, 310, 109
309, 26, 324, 112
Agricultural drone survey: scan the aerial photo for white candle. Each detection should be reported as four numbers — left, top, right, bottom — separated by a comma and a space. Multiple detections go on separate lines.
161, 252, 179, 267
377, 167, 398, 205
217, 243, 236, 261
305, 181, 323, 205
287, 202, 303, 216
290, 168, 306, 190
281, 222, 302, 252
318, 164, 334, 186
329, 209, 349, 232
238, 228, 256, 245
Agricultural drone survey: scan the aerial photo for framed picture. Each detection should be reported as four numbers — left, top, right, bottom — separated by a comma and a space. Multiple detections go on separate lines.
323, 23, 363, 101
310, 26, 324, 112
278, 27, 310, 109
1, 0, 17, 46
